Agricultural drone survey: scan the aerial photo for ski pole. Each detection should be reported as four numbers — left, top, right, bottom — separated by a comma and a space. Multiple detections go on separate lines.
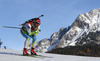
1, 26, 21, 29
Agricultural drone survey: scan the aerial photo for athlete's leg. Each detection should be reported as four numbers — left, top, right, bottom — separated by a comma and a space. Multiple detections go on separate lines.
31, 35, 37, 55
20, 30, 31, 55
32, 35, 36, 47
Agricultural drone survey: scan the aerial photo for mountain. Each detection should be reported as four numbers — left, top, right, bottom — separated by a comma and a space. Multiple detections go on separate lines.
76, 31, 100, 46
34, 8, 100, 52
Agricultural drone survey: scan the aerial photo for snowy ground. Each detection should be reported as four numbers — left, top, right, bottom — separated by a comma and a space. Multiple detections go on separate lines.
0, 48, 100, 61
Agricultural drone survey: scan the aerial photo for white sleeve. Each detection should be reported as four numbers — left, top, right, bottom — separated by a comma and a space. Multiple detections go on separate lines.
27, 24, 32, 33
23, 23, 31, 33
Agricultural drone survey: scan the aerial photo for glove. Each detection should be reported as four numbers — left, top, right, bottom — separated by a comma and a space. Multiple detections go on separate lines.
29, 28, 41, 36
29, 32, 32, 35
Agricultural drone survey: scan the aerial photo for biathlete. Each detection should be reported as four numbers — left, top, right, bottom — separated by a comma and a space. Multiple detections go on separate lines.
20, 17, 41, 55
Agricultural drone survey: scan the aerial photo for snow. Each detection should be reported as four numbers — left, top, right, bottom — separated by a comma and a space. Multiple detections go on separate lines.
79, 14, 90, 23
67, 9, 100, 46
47, 40, 60, 51
0, 48, 100, 61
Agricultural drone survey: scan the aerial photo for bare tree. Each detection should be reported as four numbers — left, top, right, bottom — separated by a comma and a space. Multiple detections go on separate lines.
0, 39, 3, 48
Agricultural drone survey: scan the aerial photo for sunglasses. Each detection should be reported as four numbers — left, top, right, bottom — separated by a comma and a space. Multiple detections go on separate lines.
35, 22, 40, 25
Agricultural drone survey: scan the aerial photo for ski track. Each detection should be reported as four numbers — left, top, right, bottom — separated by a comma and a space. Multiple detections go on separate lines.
0, 49, 100, 61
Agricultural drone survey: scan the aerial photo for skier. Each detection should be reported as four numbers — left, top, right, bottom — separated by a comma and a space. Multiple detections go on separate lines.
20, 18, 41, 55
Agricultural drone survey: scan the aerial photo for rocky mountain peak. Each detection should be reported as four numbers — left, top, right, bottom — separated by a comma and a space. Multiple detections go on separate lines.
35, 8, 100, 52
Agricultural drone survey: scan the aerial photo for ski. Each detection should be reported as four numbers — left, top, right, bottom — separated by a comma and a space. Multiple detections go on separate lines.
21, 54, 52, 58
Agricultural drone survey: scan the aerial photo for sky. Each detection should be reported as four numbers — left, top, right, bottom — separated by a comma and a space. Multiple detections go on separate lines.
0, 0, 100, 51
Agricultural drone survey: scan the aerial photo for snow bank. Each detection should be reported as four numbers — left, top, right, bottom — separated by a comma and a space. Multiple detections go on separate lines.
0, 48, 100, 61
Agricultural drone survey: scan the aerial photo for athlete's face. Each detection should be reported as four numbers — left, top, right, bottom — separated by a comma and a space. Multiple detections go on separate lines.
34, 22, 40, 28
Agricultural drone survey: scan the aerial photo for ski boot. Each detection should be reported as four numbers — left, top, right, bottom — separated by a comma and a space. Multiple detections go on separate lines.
31, 47, 37, 55
23, 48, 29, 55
